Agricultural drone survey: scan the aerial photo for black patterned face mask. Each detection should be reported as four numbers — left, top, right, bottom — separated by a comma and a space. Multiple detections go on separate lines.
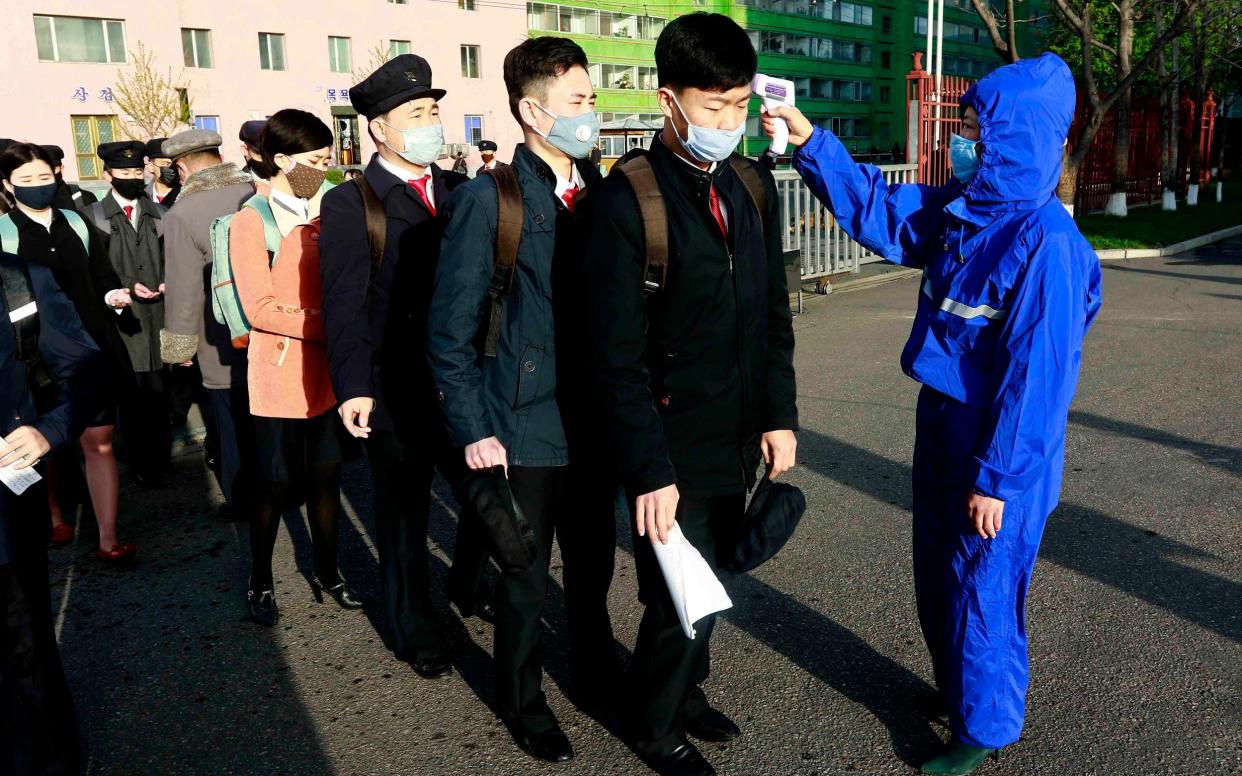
282, 161, 327, 199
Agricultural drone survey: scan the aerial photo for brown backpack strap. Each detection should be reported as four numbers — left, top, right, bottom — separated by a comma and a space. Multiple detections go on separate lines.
616, 156, 669, 294
352, 176, 388, 305
483, 164, 524, 358
728, 156, 769, 228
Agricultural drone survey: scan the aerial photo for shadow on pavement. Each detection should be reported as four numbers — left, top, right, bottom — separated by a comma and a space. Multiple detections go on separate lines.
797, 429, 1242, 646
52, 456, 337, 774
1103, 263, 1242, 287
1069, 410, 1241, 476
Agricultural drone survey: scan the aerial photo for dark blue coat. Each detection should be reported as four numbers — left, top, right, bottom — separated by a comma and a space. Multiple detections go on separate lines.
319, 155, 466, 437
0, 252, 101, 565
427, 146, 601, 467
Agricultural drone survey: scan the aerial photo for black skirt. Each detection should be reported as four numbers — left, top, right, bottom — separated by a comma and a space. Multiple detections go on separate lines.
252, 411, 359, 483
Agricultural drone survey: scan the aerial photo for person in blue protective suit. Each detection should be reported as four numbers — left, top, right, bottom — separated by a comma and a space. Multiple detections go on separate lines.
764, 52, 1103, 775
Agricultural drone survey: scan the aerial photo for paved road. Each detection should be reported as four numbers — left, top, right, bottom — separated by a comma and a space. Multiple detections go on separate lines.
51, 239, 1242, 775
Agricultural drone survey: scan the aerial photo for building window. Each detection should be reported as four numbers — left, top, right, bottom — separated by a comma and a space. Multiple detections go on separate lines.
460, 0, 476, 8
389, 40, 411, 59
527, 4, 666, 41
915, 16, 928, 35
329, 36, 351, 74
460, 45, 480, 78
70, 115, 119, 180
464, 115, 484, 145
181, 28, 213, 68
881, 50, 891, 69
750, 31, 873, 63
258, 32, 286, 71
738, 0, 873, 26
193, 115, 220, 133
589, 63, 658, 91
882, 15, 892, 34
880, 86, 891, 104
34, 16, 126, 64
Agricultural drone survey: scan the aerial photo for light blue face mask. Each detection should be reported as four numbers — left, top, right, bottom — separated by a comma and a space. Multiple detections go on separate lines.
531, 103, 600, 160
949, 132, 981, 184
381, 120, 445, 166
671, 92, 745, 164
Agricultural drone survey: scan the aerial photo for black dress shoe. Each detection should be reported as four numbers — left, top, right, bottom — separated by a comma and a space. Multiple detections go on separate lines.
247, 589, 278, 627
408, 652, 453, 679
647, 743, 716, 776
311, 576, 370, 609
510, 726, 574, 764
686, 706, 741, 743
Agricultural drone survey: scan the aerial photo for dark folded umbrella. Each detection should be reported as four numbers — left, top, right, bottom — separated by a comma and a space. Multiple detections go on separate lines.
462, 466, 538, 575
722, 467, 806, 575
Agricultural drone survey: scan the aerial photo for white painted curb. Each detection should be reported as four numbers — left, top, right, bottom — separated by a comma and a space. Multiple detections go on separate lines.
1095, 223, 1242, 261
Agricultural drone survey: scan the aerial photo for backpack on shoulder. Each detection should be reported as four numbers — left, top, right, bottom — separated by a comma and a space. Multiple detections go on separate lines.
609, 150, 769, 294
0, 208, 92, 256
209, 194, 281, 343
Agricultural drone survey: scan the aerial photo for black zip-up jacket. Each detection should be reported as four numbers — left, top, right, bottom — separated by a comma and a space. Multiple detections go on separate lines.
582, 136, 798, 497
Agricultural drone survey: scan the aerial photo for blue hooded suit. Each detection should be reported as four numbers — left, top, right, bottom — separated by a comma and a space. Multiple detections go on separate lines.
793, 53, 1102, 747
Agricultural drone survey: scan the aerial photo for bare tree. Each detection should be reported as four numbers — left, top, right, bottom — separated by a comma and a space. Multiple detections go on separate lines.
110, 42, 192, 141
970, 0, 1023, 62
353, 43, 392, 84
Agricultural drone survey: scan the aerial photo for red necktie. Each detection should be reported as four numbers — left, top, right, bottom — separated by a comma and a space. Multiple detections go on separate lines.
708, 185, 727, 238
408, 177, 435, 215
123, 205, 134, 223
561, 186, 578, 213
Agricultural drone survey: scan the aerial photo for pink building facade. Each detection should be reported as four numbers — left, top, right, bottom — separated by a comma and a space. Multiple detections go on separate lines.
0, 0, 530, 183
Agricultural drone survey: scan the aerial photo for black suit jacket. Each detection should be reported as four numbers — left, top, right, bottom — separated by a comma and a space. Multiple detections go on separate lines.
319, 155, 467, 435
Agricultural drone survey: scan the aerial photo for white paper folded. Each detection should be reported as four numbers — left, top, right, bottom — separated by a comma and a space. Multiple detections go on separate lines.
0, 437, 42, 496
651, 523, 733, 639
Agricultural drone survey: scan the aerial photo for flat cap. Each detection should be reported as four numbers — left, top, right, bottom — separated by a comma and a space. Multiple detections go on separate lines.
350, 54, 445, 118
145, 138, 169, 160
40, 144, 65, 162
478, 140, 498, 152
163, 129, 223, 160
97, 140, 147, 168
239, 120, 266, 149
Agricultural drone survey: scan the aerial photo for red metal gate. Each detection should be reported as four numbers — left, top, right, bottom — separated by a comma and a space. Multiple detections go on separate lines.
906, 52, 974, 187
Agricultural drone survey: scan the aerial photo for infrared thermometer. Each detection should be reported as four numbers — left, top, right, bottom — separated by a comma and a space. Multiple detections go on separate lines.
753, 74, 796, 155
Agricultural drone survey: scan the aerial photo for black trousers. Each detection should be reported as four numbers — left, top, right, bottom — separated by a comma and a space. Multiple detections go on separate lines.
0, 486, 80, 776
119, 369, 171, 478
628, 491, 745, 760
206, 384, 257, 509
494, 464, 618, 735
366, 427, 488, 661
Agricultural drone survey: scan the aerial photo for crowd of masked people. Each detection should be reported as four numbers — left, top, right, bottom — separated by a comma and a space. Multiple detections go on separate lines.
0, 11, 1101, 776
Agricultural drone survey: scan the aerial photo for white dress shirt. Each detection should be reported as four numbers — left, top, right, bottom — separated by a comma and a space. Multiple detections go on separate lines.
376, 154, 434, 209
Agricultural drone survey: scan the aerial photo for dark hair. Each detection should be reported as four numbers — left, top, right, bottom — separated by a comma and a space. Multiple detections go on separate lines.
258, 109, 334, 165
503, 37, 588, 122
656, 13, 757, 92
0, 142, 56, 182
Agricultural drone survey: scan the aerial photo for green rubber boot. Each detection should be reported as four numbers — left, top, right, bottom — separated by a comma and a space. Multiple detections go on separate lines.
919, 741, 999, 776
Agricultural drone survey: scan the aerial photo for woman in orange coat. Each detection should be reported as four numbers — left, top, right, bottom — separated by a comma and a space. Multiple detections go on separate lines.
230, 109, 366, 625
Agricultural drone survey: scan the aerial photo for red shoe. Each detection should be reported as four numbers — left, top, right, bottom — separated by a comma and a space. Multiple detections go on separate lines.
50, 524, 74, 546
97, 543, 137, 562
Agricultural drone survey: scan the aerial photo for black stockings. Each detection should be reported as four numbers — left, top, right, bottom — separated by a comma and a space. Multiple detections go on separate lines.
248, 463, 342, 592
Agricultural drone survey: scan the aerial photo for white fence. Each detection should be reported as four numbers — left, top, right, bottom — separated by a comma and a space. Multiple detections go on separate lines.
773, 164, 918, 280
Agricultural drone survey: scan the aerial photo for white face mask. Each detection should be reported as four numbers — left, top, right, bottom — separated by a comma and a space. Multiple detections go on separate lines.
380, 120, 444, 166
669, 92, 745, 164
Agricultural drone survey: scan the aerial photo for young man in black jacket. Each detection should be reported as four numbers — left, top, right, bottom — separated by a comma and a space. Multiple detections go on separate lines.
427, 37, 619, 765
319, 54, 485, 680
582, 14, 798, 776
